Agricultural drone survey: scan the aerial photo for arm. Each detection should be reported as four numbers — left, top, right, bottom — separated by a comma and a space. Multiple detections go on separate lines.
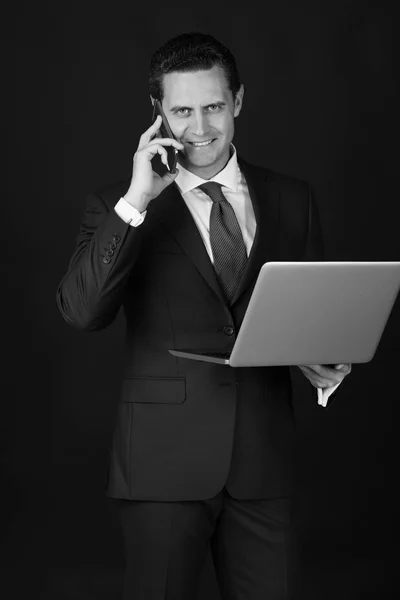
56, 191, 144, 331
298, 186, 352, 406
56, 114, 184, 332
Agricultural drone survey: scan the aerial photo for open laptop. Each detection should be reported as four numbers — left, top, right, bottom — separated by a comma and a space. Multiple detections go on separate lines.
168, 261, 400, 367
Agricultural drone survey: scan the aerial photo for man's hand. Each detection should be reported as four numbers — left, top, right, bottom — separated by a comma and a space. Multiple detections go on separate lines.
123, 114, 185, 213
297, 363, 352, 388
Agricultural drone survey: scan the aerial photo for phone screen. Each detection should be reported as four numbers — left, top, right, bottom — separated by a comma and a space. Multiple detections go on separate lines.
152, 100, 179, 174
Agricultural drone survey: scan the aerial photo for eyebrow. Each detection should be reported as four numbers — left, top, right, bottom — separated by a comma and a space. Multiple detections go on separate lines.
169, 101, 226, 113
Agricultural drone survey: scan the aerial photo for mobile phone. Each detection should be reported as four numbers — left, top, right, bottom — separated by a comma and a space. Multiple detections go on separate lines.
151, 99, 179, 174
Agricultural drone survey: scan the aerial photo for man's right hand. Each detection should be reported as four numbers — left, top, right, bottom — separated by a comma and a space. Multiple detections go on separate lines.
123, 114, 184, 213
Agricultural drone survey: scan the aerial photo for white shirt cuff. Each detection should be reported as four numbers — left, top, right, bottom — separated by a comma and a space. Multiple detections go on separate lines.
317, 381, 341, 407
114, 197, 147, 227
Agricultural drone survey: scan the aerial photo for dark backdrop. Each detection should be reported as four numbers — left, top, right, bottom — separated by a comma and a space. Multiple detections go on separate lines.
3, 1, 399, 598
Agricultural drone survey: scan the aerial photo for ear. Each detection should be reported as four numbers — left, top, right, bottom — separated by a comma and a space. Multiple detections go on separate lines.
234, 85, 244, 118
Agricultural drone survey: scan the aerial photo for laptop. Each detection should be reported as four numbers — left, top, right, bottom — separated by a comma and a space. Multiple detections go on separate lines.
168, 261, 400, 367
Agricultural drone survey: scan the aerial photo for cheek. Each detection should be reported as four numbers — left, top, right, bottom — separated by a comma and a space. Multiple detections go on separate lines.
211, 115, 233, 135
169, 117, 189, 139
172, 124, 187, 140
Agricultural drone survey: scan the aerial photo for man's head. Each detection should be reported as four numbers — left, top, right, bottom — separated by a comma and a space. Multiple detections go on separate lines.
149, 32, 244, 179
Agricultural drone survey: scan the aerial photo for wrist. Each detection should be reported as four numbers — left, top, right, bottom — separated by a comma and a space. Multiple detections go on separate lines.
123, 192, 149, 213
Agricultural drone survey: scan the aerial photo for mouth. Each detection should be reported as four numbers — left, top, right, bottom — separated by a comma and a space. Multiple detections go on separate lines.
187, 139, 216, 148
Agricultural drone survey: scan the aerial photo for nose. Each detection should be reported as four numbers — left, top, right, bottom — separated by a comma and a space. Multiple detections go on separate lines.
191, 111, 208, 137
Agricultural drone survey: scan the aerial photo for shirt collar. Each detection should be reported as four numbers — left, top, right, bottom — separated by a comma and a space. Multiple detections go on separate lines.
175, 144, 239, 195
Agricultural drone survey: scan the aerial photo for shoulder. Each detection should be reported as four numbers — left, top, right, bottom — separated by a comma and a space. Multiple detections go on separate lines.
238, 156, 311, 196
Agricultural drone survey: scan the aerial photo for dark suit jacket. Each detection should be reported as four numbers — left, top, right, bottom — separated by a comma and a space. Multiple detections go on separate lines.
56, 156, 334, 502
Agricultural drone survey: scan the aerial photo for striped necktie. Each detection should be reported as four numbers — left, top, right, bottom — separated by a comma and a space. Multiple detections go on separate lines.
198, 182, 248, 304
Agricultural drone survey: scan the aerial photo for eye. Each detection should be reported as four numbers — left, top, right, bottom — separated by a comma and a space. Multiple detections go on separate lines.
207, 104, 221, 112
177, 108, 189, 115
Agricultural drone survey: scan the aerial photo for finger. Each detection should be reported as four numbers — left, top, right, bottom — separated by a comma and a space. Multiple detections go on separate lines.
304, 364, 327, 375
299, 364, 338, 377
137, 115, 163, 149
156, 145, 170, 170
161, 168, 179, 185
298, 366, 325, 386
299, 365, 342, 388
158, 168, 180, 192
137, 142, 170, 168
147, 137, 184, 151
335, 363, 352, 374
312, 364, 344, 377
321, 372, 345, 387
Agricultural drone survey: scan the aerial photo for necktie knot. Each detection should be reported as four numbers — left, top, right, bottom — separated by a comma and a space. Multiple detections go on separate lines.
198, 182, 226, 204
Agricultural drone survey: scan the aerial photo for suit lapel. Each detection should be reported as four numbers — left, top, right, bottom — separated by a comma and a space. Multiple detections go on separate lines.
151, 157, 281, 307
231, 158, 281, 305
151, 183, 227, 305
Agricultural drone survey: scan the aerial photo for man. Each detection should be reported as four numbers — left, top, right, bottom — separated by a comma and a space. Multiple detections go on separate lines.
56, 32, 351, 600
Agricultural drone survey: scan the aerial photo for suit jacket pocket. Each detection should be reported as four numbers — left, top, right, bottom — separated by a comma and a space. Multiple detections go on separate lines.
121, 377, 186, 404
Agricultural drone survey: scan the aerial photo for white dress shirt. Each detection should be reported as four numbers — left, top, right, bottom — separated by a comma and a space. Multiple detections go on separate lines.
173, 146, 256, 263
114, 146, 340, 407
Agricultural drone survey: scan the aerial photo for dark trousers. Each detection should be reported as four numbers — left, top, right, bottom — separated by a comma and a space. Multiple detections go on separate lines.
111, 486, 295, 600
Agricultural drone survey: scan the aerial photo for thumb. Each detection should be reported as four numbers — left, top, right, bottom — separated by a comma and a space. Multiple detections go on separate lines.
161, 168, 179, 188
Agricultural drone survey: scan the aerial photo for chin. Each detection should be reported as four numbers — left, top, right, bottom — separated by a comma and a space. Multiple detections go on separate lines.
188, 150, 223, 169
181, 141, 230, 172
189, 157, 216, 168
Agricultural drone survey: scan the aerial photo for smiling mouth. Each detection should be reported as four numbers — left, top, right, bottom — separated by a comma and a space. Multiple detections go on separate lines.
188, 139, 215, 147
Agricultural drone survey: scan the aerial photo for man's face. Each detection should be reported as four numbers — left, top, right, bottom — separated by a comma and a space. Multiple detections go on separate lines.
159, 65, 244, 179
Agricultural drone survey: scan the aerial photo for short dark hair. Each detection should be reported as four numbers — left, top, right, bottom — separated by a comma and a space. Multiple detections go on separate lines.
149, 32, 242, 102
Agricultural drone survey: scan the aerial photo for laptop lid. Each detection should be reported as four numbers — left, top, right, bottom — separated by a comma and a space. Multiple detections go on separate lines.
227, 261, 400, 367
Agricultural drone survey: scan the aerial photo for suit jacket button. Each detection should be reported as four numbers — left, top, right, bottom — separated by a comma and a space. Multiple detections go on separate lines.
223, 325, 234, 336
110, 241, 117, 250
102, 256, 111, 264
112, 235, 121, 243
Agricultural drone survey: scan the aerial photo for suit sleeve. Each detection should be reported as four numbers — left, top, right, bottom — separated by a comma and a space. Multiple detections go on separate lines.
56, 191, 144, 331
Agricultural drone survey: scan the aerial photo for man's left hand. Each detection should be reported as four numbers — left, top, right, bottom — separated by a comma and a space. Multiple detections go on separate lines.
297, 363, 352, 389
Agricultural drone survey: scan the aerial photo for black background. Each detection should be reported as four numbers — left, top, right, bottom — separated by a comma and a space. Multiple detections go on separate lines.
2, 1, 399, 598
